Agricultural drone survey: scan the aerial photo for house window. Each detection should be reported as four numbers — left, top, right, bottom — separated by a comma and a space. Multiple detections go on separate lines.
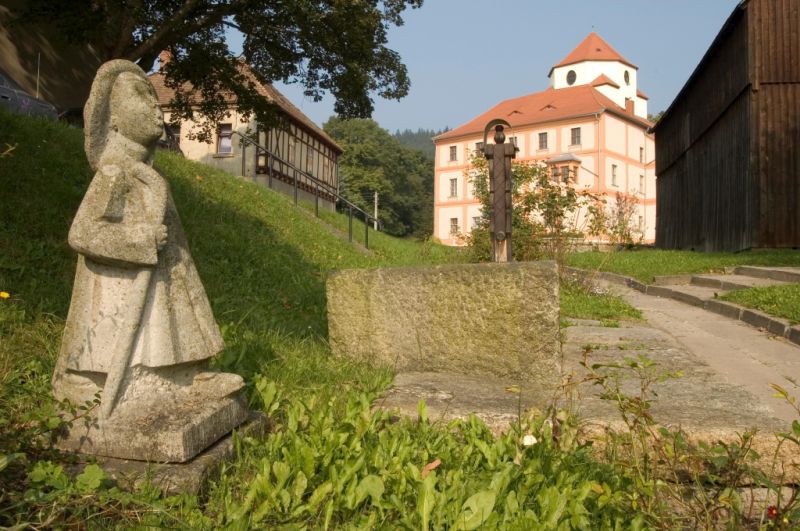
611, 164, 618, 186
570, 127, 581, 146
164, 123, 181, 150
217, 123, 233, 154
510, 136, 518, 147
551, 166, 559, 181
475, 142, 484, 152
538, 132, 548, 150
561, 166, 570, 183
638, 215, 644, 229
639, 174, 645, 194
449, 178, 458, 198
567, 70, 577, 85
449, 145, 457, 161
639, 147, 644, 163
449, 217, 459, 236
473, 216, 481, 229
307, 146, 315, 172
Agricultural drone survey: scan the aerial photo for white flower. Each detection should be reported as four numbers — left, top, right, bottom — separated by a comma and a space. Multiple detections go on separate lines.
522, 434, 538, 446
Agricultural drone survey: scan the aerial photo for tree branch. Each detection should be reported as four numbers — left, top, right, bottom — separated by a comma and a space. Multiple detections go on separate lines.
125, 0, 203, 61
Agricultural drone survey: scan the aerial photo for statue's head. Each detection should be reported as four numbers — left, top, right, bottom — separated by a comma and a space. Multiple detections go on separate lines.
84, 60, 164, 170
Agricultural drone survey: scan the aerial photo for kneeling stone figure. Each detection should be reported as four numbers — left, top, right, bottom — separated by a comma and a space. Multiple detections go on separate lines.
52, 60, 248, 462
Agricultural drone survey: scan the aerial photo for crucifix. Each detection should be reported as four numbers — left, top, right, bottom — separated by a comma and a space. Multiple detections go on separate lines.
482, 119, 517, 262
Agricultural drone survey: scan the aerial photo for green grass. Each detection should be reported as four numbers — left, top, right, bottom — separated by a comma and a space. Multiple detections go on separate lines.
560, 282, 642, 322
720, 284, 800, 325
567, 248, 800, 283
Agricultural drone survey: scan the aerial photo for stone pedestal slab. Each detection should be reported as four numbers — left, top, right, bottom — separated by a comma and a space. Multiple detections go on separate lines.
55, 391, 249, 463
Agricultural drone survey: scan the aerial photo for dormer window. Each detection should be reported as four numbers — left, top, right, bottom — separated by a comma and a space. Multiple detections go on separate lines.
566, 70, 577, 86
624, 71, 630, 85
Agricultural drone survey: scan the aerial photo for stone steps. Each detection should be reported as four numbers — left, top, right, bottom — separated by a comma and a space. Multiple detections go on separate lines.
690, 273, 789, 291
734, 266, 800, 283
567, 264, 800, 347
646, 284, 725, 307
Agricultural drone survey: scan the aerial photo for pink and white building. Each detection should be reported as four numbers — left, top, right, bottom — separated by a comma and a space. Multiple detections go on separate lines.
433, 33, 656, 245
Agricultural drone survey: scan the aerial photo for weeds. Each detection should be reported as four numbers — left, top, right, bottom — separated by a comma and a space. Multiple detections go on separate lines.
575, 347, 800, 529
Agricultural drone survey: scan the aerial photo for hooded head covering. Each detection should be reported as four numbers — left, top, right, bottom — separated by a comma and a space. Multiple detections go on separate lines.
83, 60, 149, 171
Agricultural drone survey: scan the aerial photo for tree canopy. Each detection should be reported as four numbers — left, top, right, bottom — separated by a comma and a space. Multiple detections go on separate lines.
17, 0, 423, 134
324, 117, 432, 238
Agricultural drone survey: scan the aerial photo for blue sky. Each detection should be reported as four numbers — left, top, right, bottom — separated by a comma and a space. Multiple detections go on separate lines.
228, 0, 739, 132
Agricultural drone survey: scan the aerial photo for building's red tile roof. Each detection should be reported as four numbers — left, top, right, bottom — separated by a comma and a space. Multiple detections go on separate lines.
434, 84, 651, 142
637, 88, 649, 100
550, 32, 637, 74
591, 74, 620, 89
147, 61, 341, 152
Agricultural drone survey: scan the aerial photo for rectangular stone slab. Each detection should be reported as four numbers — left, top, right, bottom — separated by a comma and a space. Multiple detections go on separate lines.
326, 261, 560, 382
55, 392, 249, 463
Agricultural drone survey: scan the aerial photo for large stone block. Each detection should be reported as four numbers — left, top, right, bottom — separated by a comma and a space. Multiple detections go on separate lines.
326, 261, 560, 382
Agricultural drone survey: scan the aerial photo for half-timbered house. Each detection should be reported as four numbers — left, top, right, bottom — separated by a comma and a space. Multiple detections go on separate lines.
147, 54, 342, 209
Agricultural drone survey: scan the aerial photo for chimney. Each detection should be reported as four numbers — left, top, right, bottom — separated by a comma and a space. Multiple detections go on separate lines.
159, 50, 172, 71
625, 98, 634, 114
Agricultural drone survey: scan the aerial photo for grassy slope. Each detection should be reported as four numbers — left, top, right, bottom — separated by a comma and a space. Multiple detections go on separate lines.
0, 113, 464, 409
567, 248, 800, 283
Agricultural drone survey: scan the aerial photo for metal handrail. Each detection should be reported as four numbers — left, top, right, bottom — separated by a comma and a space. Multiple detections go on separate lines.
233, 131, 380, 247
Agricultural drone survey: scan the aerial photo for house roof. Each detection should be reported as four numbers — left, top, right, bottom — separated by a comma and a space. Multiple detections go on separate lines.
434, 84, 652, 142
637, 89, 649, 100
550, 32, 637, 76
591, 74, 620, 89
147, 62, 341, 153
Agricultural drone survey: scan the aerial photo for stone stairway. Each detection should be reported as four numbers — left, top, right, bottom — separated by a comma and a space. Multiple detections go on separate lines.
566, 265, 800, 346
638, 266, 800, 345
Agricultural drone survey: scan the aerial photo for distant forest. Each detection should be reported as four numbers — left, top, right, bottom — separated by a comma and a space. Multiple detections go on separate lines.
392, 127, 449, 160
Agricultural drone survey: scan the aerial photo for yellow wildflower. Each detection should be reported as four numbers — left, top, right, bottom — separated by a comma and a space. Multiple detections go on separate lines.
0, 291, 10, 299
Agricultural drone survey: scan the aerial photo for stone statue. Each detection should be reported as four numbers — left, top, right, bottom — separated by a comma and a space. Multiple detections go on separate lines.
52, 60, 248, 462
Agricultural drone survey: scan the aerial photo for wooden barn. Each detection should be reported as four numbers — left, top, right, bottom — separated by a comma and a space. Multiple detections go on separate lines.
654, 0, 800, 251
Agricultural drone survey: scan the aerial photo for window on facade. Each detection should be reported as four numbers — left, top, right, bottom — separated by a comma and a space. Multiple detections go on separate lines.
639, 175, 645, 194
567, 70, 577, 85
612, 164, 618, 186
449, 217, 459, 236
538, 132, 548, 150
639, 147, 644, 163
217, 123, 233, 154
449, 145, 457, 161
510, 136, 518, 147
570, 127, 581, 146
473, 216, 482, 229
165, 123, 181, 150
561, 166, 571, 183
551, 166, 559, 181
638, 215, 644, 229
307, 147, 315, 173
475, 142, 484, 152
449, 178, 458, 198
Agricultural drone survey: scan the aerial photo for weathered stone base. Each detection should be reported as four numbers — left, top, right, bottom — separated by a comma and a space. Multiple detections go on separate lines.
68, 412, 269, 496
55, 391, 249, 462
327, 261, 561, 382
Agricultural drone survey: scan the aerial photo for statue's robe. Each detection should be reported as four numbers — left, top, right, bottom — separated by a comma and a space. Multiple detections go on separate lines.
57, 160, 223, 374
